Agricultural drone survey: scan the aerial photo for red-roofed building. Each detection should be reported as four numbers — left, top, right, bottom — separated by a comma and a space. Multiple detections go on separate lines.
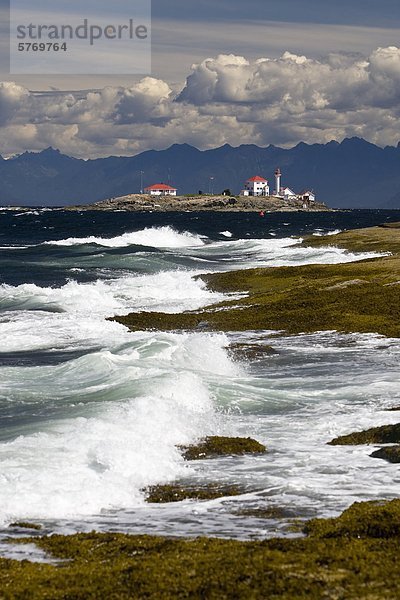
241, 175, 270, 197
144, 183, 177, 196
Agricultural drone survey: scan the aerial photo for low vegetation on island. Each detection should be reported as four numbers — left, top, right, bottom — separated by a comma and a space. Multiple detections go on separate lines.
67, 193, 329, 213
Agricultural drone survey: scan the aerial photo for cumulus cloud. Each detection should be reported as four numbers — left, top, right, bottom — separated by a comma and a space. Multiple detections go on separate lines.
113, 77, 174, 125
1, 46, 400, 157
0, 82, 29, 126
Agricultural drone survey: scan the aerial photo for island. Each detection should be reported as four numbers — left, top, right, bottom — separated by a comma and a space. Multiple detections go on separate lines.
66, 192, 330, 212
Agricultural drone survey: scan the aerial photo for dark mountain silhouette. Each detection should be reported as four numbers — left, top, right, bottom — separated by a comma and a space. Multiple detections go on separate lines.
0, 138, 399, 208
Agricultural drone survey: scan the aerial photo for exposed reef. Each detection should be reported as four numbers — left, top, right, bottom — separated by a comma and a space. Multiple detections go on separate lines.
3, 499, 400, 598
9, 522, 42, 531
180, 436, 266, 460
109, 222, 400, 338
304, 498, 400, 539
233, 506, 297, 519
111, 258, 400, 338
145, 483, 244, 503
328, 423, 400, 445
303, 223, 400, 254
370, 446, 400, 463
143, 437, 265, 502
227, 343, 279, 360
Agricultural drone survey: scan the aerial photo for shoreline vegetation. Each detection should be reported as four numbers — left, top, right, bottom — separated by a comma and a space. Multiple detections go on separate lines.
3, 499, 400, 598
3, 223, 400, 598
111, 224, 400, 339
66, 193, 330, 212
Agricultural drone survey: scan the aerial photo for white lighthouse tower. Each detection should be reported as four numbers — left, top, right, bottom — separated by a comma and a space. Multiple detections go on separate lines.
274, 168, 282, 196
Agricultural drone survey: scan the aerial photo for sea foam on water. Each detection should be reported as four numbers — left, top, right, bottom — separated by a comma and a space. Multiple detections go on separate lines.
45, 225, 206, 248
0, 332, 238, 523
0, 219, 398, 536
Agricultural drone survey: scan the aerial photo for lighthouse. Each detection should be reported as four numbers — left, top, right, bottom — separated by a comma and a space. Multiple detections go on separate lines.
274, 168, 282, 196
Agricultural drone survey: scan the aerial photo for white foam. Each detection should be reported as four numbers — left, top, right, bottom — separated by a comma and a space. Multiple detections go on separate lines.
0, 226, 394, 533
219, 231, 233, 238
0, 332, 238, 524
45, 226, 206, 248
0, 271, 224, 352
14, 211, 40, 217
0, 372, 212, 522
189, 237, 384, 269
313, 229, 342, 237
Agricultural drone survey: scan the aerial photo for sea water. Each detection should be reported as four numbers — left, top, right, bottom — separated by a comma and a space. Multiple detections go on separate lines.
1, 209, 400, 542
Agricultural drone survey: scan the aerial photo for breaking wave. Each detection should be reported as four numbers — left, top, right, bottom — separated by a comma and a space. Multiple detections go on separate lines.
45, 226, 206, 248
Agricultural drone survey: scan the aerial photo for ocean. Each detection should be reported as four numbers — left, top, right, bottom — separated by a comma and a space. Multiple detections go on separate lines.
1, 208, 400, 543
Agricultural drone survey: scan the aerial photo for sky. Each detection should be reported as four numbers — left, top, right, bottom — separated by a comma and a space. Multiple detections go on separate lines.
1, 0, 400, 157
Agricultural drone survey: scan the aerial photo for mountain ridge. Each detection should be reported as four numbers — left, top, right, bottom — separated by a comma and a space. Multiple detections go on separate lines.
1, 137, 400, 208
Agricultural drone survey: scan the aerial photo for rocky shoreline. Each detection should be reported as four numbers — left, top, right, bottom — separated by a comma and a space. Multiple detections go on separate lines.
2, 223, 400, 598
3, 498, 400, 598
111, 224, 400, 338
66, 193, 330, 212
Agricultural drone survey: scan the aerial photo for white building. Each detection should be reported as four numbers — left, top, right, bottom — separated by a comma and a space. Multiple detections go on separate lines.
281, 187, 297, 200
239, 169, 317, 203
241, 176, 270, 196
300, 190, 316, 203
144, 183, 177, 196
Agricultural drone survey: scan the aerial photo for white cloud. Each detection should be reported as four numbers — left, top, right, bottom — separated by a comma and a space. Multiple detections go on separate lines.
0, 82, 29, 125
1, 46, 400, 157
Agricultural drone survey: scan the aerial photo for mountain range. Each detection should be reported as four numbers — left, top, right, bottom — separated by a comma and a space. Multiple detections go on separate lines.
1, 137, 400, 208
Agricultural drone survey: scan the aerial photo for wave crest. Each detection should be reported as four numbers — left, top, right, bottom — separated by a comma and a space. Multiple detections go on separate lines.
45, 226, 206, 249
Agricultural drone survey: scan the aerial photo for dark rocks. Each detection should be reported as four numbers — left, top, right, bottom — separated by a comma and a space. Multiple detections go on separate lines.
6, 499, 400, 598
304, 498, 400, 539
145, 437, 266, 503
180, 436, 266, 460
110, 311, 202, 332
9, 521, 42, 530
370, 446, 400, 463
329, 424, 400, 465
145, 483, 244, 503
379, 222, 400, 229
234, 506, 295, 519
328, 423, 400, 445
228, 343, 279, 361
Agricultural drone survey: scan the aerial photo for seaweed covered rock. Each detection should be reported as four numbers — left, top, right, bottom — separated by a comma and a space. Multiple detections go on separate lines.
328, 423, 400, 445
109, 311, 204, 332
180, 436, 266, 460
145, 483, 244, 503
379, 222, 400, 229
110, 251, 400, 339
370, 446, 400, 463
234, 506, 295, 519
5, 499, 400, 599
228, 343, 279, 361
9, 522, 42, 531
304, 498, 400, 539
